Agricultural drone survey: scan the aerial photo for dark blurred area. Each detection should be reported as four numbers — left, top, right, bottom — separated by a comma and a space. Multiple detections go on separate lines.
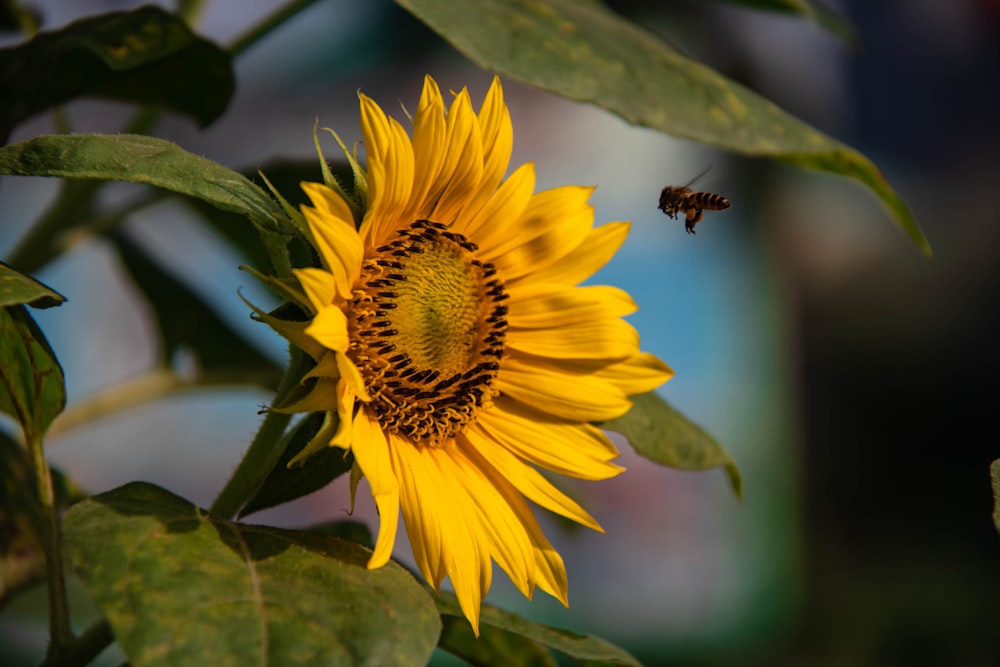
699, 1, 1000, 665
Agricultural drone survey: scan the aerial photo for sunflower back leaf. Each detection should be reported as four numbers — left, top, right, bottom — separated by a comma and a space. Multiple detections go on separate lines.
602, 391, 742, 500
395, 0, 929, 256
63, 482, 441, 666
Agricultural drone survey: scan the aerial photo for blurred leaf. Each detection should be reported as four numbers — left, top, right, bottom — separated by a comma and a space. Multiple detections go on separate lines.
0, 261, 65, 308
991, 459, 1000, 535
713, 0, 856, 45
0, 430, 82, 605
308, 520, 373, 549
437, 592, 640, 666
110, 231, 282, 389
239, 412, 355, 518
396, 0, 930, 256
0, 305, 65, 442
0, 134, 286, 234
439, 614, 558, 666
63, 481, 440, 667
0, 5, 233, 141
0, 2, 40, 34
601, 391, 742, 500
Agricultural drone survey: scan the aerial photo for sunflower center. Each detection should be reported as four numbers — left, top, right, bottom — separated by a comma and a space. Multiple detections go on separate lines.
347, 220, 508, 445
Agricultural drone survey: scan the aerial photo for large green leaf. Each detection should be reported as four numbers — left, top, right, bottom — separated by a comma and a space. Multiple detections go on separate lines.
110, 231, 282, 389
0, 305, 65, 442
0, 134, 285, 233
63, 482, 441, 667
239, 412, 355, 518
0, 261, 65, 308
713, 0, 856, 45
436, 592, 640, 666
0, 5, 234, 141
601, 391, 742, 500
395, 0, 930, 256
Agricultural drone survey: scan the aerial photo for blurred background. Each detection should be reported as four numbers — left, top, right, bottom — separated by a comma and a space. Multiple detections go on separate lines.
2, 0, 999, 665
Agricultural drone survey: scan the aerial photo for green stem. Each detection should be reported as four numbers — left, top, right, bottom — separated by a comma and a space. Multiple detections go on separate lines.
27, 431, 74, 663
226, 0, 324, 56
55, 619, 114, 667
209, 347, 308, 519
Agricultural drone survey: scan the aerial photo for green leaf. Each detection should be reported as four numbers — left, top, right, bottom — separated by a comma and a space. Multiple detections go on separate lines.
63, 481, 441, 667
395, 0, 930, 256
991, 459, 1000, 535
110, 231, 283, 389
0, 261, 65, 308
0, 430, 82, 605
0, 5, 234, 140
239, 412, 355, 518
436, 592, 640, 666
0, 305, 65, 442
712, 0, 857, 46
439, 614, 558, 667
0, 134, 286, 234
601, 391, 742, 500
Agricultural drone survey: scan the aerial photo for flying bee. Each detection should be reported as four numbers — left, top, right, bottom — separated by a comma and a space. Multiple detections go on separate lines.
657, 168, 731, 235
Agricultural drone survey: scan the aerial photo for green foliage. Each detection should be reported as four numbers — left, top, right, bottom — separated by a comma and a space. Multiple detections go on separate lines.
0, 5, 234, 142
63, 482, 441, 667
239, 412, 355, 518
395, 0, 929, 256
602, 391, 742, 499
0, 305, 65, 443
0, 261, 65, 308
436, 592, 641, 666
712, 0, 857, 45
0, 134, 284, 234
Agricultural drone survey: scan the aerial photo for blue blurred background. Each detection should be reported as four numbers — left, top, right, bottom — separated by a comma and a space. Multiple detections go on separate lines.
2, 1, 999, 665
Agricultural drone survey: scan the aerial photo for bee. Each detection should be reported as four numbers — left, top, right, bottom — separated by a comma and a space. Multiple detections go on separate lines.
657, 168, 731, 235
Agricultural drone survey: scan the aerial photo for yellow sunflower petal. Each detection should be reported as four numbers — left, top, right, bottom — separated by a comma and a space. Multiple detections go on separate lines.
477, 185, 593, 275
497, 353, 632, 422
460, 429, 604, 532
360, 94, 415, 242
477, 398, 623, 480
445, 441, 533, 598
410, 75, 448, 215
330, 380, 355, 448
304, 305, 349, 353
595, 351, 675, 396
351, 410, 399, 568
274, 376, 338, 415
456, 161, 535, 241
429, 88, 483, 224
300, 185, 362, 301
461, 75, 513, 222
506, 318, 639, 361
292, 267, 337, 313
513, 220, 631, 287
387, 435, 449, 589
506, 285, 637, 328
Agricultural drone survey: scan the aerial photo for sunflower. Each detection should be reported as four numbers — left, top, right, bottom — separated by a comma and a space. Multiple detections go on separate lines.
268, 75, 672, 634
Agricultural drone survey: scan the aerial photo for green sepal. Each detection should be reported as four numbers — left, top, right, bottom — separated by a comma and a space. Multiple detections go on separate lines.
238, 412, 353, 518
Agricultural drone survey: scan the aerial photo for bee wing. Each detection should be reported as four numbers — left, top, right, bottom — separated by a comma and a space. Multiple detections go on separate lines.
680, 166, 712, 189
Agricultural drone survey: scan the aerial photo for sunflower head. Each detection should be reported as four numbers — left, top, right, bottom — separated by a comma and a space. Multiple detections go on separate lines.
261, 75, 673, 634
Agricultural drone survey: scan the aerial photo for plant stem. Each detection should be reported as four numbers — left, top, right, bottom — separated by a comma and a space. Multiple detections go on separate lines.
227, 0, 324, 57
56, 619, 114, 667
27, 431, 74, 663
209, 347, 307, 519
